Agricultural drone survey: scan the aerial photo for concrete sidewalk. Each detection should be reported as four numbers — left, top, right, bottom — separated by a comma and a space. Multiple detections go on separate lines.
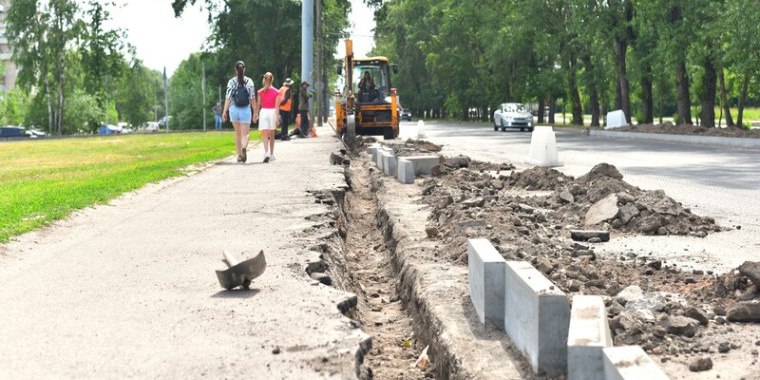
0, 126, 369, 379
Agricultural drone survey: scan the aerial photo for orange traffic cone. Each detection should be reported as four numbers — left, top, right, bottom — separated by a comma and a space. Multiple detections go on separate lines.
311, 127, 317, 138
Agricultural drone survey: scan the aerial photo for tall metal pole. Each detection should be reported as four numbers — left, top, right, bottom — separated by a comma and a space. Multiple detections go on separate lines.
163, 67, 169, 134
202, 62, 207, 132
302, 0, 314, 118
315, 0, 323, 126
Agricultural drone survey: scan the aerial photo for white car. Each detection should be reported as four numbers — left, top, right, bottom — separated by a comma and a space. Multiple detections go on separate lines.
493, 103, 534, 132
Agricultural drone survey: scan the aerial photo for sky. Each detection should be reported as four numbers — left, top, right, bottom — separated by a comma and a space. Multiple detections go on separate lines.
107, 0, 375, 77
106, 0, 211, 76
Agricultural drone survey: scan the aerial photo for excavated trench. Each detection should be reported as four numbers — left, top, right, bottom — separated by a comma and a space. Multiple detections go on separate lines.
306, 151, 437, 380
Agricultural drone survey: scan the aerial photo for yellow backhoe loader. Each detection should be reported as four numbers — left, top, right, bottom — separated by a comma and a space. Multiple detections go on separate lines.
334, 39, 399, 140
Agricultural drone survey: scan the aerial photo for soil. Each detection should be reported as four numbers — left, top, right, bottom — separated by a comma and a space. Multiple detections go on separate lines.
340, 159, 432, 380
367, 137, 760, 379
605, 122, 760, 139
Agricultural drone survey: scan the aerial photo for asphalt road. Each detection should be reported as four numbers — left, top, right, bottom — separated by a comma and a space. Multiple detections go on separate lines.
399, 120, 760, 273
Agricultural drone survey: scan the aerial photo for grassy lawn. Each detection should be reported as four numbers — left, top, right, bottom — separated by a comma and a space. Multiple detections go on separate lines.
0, 132, 256, 243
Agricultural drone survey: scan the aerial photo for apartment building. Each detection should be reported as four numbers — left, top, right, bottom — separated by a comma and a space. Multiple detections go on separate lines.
0, 0, 18, 92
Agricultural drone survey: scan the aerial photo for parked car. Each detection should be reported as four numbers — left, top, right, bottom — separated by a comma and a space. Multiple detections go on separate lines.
158, 116, 172, 129
400, 108, 412, 121
25, 129, 46, 138
139, 121, 160, 132
493, 103, 534, 132
117, 122, 133, 134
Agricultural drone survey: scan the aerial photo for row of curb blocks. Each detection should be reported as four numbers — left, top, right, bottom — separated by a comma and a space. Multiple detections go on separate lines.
367, 144, 439, 184
467, 238, 670, 379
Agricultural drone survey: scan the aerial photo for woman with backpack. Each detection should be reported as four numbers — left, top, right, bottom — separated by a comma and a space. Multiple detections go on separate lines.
256, 72, 280, 163
222, 61, 258, 163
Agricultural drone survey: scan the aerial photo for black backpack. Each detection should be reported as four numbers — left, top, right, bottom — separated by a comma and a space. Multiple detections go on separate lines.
234, 82, 250, 107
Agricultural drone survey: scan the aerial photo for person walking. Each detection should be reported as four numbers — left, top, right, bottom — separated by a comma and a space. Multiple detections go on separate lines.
222, 61, 258, 163
212, 102, 223, 130
277, 78, 294, 141
256, 72, 280, 163
298, 81, 312, 137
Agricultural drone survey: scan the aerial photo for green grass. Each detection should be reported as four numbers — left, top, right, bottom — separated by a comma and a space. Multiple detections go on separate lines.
0, 132, 257, 243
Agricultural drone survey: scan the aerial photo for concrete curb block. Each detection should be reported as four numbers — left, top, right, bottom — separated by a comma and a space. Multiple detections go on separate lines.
467, 239, 506, 327
504, 261, 570, 375
602, 346, 670, 380
382, 153, 397, 176
567, 295, 613, 380
367, 143, 380, 162
397, 158, 415, 184
590, 130, 760, 150
403, 156, 439, 176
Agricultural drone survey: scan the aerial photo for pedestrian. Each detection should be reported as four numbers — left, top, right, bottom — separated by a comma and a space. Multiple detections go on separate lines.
256, 72, 280, 163
277, 78, 294, 141
298, 81, 312, 138
222, 60, 258, 163
212, 102, 223, 130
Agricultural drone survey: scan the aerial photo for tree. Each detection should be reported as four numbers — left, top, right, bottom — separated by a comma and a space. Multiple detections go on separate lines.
722, 0, 760, 128
5, 0, 86, 134
81, 1, 127, 105
119, 62, 163, 128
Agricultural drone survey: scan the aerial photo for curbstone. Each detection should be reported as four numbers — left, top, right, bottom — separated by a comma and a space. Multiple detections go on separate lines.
382, 153, 397, 176
367, 144, 380, 162
467, 239, 506, 327
504, 261, 570, 375
404, 156, 440, 176
397, 158, 415, 184
567, 295, 613, 380
602, 346, 670, 380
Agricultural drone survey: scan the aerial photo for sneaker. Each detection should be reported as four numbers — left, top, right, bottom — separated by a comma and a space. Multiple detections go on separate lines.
237, 155, 243, 163
263, 154, 270, 163
269, 155, 276, 161
241, 148, 247, 163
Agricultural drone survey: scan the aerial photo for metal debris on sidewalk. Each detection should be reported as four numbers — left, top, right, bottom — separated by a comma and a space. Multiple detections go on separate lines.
216, 250, 267, 290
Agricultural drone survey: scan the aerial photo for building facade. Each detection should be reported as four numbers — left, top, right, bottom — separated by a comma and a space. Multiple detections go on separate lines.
0, 0, 19, 92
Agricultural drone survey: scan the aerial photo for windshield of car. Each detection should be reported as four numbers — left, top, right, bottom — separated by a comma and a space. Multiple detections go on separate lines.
504, 104, 526, 113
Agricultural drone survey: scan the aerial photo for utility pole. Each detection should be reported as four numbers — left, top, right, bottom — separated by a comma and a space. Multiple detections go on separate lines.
163, 67, 169, 133
302, 0, 314, 118
316, 0, 323, 126
202, 62, 207, 132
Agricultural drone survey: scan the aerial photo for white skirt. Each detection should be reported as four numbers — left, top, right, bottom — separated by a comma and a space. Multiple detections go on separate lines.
259, 108, 278, 130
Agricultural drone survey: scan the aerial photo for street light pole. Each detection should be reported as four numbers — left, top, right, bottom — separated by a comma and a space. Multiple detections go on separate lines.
163, 67, 169, 134
202, 62, 207, 132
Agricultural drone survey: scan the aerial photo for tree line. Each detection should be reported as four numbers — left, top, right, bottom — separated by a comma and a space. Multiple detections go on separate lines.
371, 0, 760, 127
1, 0, 350, 135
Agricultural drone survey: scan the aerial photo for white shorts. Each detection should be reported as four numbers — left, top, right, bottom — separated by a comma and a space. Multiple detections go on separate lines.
259, 108, 277, 130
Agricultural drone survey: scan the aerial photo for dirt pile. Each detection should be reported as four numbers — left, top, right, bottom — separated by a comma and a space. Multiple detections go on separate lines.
413, 152, 759, 375
612, 122, 760, 139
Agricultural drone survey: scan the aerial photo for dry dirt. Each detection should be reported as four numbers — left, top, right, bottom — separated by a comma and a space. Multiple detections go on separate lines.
606, 122, 760, 139
339, 158, 432, 380
354, 137, 760, 379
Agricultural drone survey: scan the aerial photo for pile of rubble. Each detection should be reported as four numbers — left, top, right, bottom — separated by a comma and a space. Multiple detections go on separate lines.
415, 153, 760, 373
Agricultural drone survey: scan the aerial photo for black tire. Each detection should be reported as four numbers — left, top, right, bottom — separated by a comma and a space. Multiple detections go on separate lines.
527, 127, 534, 132
501, 120, 506, 132
383, 128, 395, 140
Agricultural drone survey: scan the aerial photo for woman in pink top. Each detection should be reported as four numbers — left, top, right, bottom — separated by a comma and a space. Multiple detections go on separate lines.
256, 72, 280, 163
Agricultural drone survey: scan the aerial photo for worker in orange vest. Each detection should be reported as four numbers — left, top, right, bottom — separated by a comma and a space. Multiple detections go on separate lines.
277, 78, 294, 141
